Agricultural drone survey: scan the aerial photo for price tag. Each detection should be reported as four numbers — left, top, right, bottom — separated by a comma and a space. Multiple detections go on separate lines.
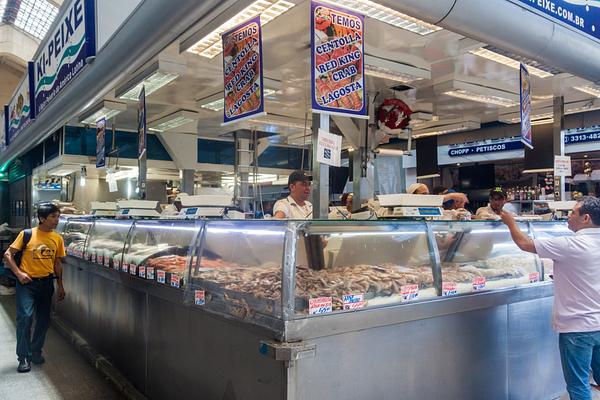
92, 252, 97, 263
170, 274, 180, 288
194, 290, 206, 306
342, 294, 365, 310
529, 272, 540, 283
138, 266, 146, 278
97, 255, 104, 265
472, 277, 486, 291
146, 267, 155, 280
157, 270, 166, 284
400, 284, 419, 302
104, 257, 110, 267
309, 297, 332, 315
442, 282, 458, 297
129, 264, 137, 276
122, 263, 129, 273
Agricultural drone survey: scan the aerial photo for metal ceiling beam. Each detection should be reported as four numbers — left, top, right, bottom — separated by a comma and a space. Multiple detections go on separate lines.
0, 0, 237, 166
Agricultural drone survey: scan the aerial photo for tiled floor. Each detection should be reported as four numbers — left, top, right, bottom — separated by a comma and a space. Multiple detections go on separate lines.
0, 293, 123, 400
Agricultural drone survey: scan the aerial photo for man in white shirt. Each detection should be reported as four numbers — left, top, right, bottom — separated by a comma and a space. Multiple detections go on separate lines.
273, 171, 313, 219
501, 197, 600, 400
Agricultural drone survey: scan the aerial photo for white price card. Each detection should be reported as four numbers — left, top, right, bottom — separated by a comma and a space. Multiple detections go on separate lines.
309, 297, 333, 315
138, 266, 146, 279
529, 272, 540, 283
129, 264, 137, 276
157, 270, 166, 284
400, 284, 419, 302
146, 267, 155, 280
194, 290, 205, 306
554, 155, 572, 177
170, 274, 180, 288
342, 294, 365, 310
472, 277, 486, 291
122, 263, 129, 273
442, 282, 458, 297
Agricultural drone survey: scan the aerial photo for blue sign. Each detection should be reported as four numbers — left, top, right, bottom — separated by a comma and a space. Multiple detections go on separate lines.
564, 130, 600, 144
514, 0, 600, 41
34, 0, 96, 116
448, 140, 524, 157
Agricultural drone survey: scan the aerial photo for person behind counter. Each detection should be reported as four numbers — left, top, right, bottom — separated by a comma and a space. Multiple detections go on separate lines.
501, 197, 600, 400
273, 171, 313, 219
406, 183, 469, 205
475, 187, 514, 220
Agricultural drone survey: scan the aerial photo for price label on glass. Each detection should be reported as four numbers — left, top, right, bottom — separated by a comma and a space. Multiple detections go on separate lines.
400, 284, 419, 302
529, 272, 540, 283
138, 266, 146, 279
170, 274, 180, 288
146, 267, 155, 280
442, 282, 458, 297
104, 257, 110, 267
472, 277, 486, 291
309, 297, 332, 315
113, 260, 120, 270
194, 290, 205, 306
342, 294, 365, 310
122, 263, 129, 273
130, 264, 137, 276
97, 255, 103, 265
157, 270, 166, 284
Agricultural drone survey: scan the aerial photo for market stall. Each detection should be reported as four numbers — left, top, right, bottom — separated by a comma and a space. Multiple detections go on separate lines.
56, 217, 569, 399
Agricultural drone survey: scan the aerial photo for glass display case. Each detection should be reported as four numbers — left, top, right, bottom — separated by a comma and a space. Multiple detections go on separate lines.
430, 221, 541, 295
63, 218, 94, 257
123, 219, 202, 286
293, 221, 436, 315
531, 221, 573, 279
189, 220, 287, 320
85, 220, 133, 269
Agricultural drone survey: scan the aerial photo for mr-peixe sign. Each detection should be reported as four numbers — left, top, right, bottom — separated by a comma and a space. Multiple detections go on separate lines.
34, 0, 96, 117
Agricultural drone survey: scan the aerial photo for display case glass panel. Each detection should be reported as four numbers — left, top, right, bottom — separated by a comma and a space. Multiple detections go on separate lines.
531, 221, 574, 279
63, 218, 93, 257
189, 220, 287, 319
430, 221, 540, 295
86, 220, 133, 267
124, 220, 202, 285
294, 221, 436, 315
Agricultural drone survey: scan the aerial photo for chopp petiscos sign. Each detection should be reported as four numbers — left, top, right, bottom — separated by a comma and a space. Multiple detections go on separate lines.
34, 0, 96, 117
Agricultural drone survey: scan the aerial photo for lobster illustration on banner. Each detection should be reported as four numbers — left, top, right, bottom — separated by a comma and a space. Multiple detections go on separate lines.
377, 98, 412, 135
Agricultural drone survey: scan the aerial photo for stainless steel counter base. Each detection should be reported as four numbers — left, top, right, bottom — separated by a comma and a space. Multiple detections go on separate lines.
57, 256, 564, 400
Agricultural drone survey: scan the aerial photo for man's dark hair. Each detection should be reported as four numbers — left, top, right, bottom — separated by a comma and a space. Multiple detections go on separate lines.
432, 186, 447, 195
578, 196, 600, 226
37, 203, 60, 222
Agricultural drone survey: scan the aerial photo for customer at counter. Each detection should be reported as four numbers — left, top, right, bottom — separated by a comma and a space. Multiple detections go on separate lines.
475, 187, 514, 220
406, 183, 469, 205
501, 197, 600, 400
273, 171, 313, 219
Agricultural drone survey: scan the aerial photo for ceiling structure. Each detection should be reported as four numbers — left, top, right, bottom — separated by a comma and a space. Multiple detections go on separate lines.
66, 0, 600, 152
0, 0, 58, 40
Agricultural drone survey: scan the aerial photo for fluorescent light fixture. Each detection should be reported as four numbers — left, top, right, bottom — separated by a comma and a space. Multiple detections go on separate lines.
319, 0, 441, 35
364, 65, 423, 83
116, 60, 186, 101
245, 117, 307, 130
444, 89, 519, 107
79, 100, 127, 125
499, 99, 600, 124
417, 173, 441, 179
187, 0, 296, 58
412, 121, 480, 138
522, 168, 553, 174
530, 118, 554, 126
199, 89, 276, 111
574, 85, 600, 98
148, 110, 199, 132
469, 48, 553, 78
47, 167, 79, 177
107, 168, 138, 181
221, 173, 279, 184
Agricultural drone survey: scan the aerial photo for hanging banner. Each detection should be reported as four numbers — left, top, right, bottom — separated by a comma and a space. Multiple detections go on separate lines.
96, 118, 106, 168
221, 16, 265, 125
6, 63, 35, 146
34, 0, 96, 117
513, 0, 598, 41
311, 1, 366, 118
520, 64, 533, 149
138, 86, 147, 199
316, 129, 342, 167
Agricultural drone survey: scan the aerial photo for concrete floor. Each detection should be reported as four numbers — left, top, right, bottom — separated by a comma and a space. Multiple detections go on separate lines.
0, 293, 123, 400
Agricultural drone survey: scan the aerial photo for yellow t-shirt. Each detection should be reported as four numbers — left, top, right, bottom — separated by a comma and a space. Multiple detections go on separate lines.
10, 227, 66, 278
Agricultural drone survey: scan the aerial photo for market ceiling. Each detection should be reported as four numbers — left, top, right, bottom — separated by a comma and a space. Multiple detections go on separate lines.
68, 0, 600, 147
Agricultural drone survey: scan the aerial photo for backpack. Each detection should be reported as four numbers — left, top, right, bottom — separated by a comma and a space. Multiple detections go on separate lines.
4, 229, 32, 282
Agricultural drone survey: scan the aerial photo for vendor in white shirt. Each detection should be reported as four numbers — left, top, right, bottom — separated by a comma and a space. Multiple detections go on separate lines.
273, 171, 313, 219
475, 187, 515, 220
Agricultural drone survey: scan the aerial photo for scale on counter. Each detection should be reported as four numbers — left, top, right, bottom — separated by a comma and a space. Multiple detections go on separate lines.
90, 201, 117, 217
178, 194, 245, 219
116, 200, 161, 219
376, 194, 444, 219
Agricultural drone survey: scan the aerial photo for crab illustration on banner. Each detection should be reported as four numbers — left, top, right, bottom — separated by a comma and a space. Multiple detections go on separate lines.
222, 16, 265, 125
311, 1, 367, 118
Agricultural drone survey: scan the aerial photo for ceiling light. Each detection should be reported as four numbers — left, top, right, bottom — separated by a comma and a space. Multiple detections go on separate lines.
79, 100, 127, 125
444, 89, 519, 107
574, 85, 600, 98
116, 60, 186, 101
365, 65, 423, 83
412, 121, 480, 138
199, 89, 276, 111
245, 117, 307, 130
319, 0, 441, 35
469, 48, 553, 78
148, 110, 199, 132
187, 0, 295, 58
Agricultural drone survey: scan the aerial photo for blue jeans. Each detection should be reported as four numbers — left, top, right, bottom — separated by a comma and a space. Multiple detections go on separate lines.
15, 278, 54, 361
559, 331, 600, 400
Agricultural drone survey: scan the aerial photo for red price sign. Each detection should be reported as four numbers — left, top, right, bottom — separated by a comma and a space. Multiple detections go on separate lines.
157, 270, 166, 284
309, 297, 332, 315
472, 277, 486, 291
442, 282, 458, 297
170, 274, 180, 288
400, 284, 419, 302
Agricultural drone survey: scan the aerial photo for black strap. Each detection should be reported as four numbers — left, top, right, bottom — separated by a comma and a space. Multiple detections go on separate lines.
22, 228, 32, 250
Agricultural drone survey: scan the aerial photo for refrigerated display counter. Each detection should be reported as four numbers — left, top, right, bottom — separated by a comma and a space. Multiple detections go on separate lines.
56, 218, 568, 400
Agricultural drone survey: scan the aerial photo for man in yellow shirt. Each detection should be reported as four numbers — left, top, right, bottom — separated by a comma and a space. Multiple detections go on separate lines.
4, 203, 66, 373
